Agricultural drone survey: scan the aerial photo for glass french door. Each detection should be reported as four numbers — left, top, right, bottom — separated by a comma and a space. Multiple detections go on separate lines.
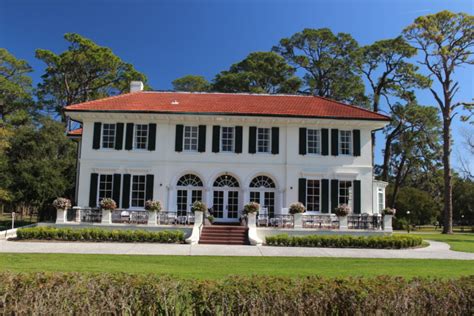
213, 190, 239, 221
249, 191, 275, 217
177, 189, 202, 216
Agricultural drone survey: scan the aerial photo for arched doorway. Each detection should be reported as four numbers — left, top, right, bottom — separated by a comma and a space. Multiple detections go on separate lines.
249, 175, 276, 217
212, 174, 240, 222
176, 174, 204, 216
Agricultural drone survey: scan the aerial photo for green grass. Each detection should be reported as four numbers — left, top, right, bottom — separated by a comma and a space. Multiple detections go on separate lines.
396, 231, 474, 253
0, 253, 472, 279
0, 213, 37, 231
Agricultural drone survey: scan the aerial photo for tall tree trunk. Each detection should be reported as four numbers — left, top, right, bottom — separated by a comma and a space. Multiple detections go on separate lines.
390, 154, 406, 208
442, 113, 453, 234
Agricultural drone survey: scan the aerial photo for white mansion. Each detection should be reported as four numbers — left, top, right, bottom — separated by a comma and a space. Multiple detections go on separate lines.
65, 81, 389, 223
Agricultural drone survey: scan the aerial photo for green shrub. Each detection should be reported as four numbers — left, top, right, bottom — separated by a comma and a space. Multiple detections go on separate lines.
265, 234, 423, 249
15, 227, 185, 243
0, 273, 472, 315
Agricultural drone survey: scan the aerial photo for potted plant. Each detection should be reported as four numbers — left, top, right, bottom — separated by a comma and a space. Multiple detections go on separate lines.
382, 207, 396, 216
145, 200, 161, 226
100, 198, 117, 224
191, 200, 207, 213
243, 202, 260, 215
242, 202, 260, 226
382, 207, 396, 232
289, 202, 306, 228
334, 204, 350, 230
53, 197, 71, 224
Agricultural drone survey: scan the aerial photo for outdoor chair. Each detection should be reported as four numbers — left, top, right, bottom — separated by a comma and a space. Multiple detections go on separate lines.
257, 207, 269, 226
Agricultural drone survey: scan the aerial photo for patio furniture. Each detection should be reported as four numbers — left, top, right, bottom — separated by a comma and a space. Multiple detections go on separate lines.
120, 211, 131, 223
257, 207, 269, 226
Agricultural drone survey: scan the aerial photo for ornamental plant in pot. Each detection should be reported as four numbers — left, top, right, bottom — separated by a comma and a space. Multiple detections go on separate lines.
53, 197, 71, 224
191, 201, 207, 213
99, 198, 116, 224
289, 202, 306, 214
334, 204, 351, 217
243, 202, 260, 215
145, 200, 161, 225
382, 207, 396, 216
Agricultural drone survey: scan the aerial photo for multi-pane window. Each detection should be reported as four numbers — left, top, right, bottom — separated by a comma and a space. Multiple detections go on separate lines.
98, 174, 113, 203
378, 189, 384, 213
183, 126, 198, 151
340, 130, 352, 155
306, 180, 320, 212
257, 128, 271, 153
339, 181, 352, 206
221, 127, 234, 152
307, 129, 321, 154
134, 124, 148, 149
102, 124, 116, 148
131, 175, 146, 207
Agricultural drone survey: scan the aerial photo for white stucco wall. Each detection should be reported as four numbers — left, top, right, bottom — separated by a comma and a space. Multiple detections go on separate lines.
68, 112, 387, 216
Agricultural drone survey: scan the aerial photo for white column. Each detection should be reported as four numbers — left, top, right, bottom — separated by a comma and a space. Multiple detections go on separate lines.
167, 185, 174, 212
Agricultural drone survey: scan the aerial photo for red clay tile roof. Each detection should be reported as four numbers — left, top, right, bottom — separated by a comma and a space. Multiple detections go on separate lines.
67, 127, 83, 136
64, 91, 390, 121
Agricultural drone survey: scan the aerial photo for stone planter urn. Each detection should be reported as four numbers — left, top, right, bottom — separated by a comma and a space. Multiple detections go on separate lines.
55, 209, 67, 224
383, 215, 393, 232
293, 213, 303, 229
101, 209, 112, 225
148, 211, 157, 226
338, 215, 348, 230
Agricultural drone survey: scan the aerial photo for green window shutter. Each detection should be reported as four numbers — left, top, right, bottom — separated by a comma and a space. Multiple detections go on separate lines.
298, 178, 307, 205
92, 123, 101, 149
146, 174, 154, 201
321, 179, 329, 213
353, 129, 360, 156
331, 179, 339, 212
115, 123, 124, 150
89, 173, 99, 207
175, 125, 183, 152
353, 180, 361, 214
212, 125, 220, 153
299, 128, 307, 155
148, 123, 157, 151
121, 174, 131, 209
248, 126, 257, 154
125, 123, 134, 150
331, 129, 339, 156
198, 125, 206, 152
235, 126, 243, 153
112, 174, 121, 207
321, 128, 328, 156
271, 127, 279, 155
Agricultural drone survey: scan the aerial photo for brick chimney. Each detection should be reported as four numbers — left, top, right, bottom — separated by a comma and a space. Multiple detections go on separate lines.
130, 81, 144, 93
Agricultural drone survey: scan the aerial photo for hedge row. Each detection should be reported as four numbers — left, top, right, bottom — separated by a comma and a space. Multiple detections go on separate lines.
265, 234, 423, 249
15, 227, 185, 243
0, 273, 472, 315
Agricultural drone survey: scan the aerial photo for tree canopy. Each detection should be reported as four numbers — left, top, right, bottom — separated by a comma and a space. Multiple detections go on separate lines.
172, 75, 210, 92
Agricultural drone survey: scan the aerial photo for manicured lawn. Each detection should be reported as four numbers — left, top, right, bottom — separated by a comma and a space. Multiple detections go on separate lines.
0, 213, 37, 231
0, 254, 472, 279
396, 231, 474, 253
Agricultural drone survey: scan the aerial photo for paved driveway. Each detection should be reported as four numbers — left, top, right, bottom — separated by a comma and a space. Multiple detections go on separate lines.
1, 239, 473, 260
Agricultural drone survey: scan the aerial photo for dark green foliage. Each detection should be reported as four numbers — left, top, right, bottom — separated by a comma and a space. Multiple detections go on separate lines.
172, 75, 210, 92
16, 227, 185, 243
0, 272, 472, 315
265, 234, 423, 249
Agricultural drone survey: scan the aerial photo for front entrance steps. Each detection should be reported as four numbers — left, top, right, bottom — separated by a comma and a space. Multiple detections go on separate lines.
199, 225, 249, 245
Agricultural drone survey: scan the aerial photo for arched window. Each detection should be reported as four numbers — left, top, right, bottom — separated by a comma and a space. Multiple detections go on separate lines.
177, 174, 203, 187
249, 175, 275, 188
213, 175, 239, 187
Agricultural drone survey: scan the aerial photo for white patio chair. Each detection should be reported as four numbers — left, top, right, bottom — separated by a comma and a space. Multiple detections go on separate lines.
257, 207, 269, 227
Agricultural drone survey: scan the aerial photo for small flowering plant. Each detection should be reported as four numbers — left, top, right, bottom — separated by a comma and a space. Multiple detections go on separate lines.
145, 200, 162, 212
382, 207, 396, 216
52, 198, 71, 210
243, 202, 260, 214
100, 198, 117, 211
289, 202, 306, 214
191, 200, 207, 213
334, 204, 351, 217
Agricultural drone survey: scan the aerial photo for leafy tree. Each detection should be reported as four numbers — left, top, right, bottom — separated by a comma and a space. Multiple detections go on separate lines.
453, 178, 474, 225
213, 52, 301, 94
172, 75, 210, 92
404, 11, 474, 233
273, 28, 366, 104
36, 33, 149, 116
0, 48, 34, 118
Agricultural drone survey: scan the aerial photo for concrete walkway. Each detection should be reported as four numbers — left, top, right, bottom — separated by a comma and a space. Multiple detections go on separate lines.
1, 239, 473, 260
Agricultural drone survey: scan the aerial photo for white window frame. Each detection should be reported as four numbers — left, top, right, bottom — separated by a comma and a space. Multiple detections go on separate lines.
307, 129, 321, 155
339, 130, 352, 155
257, 127, 271, 154
378, 188, 385, 213
220, 126, 235, 153
97, 174, 113, 205
338, 180, 352, 207
133, 124, 148, 150
183, 125, 199, 152
306, 179, 321, 212
101, 123, 116, 149
130, 175, 146, 208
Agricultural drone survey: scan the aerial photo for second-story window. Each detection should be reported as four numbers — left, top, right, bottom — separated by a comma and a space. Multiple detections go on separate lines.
221, 127, 234, 152
339, 130, 352, 155
257, 128, 271, 153
131, 175, 146, 207
102, 124, 116, 149
134, 124, 148, 149
183, 126, 198, 151
98, 174, 113, 203
307, 129, 321, 154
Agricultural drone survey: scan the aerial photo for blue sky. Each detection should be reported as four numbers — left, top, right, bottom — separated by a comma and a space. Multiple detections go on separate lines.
1, 0, 473, 169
